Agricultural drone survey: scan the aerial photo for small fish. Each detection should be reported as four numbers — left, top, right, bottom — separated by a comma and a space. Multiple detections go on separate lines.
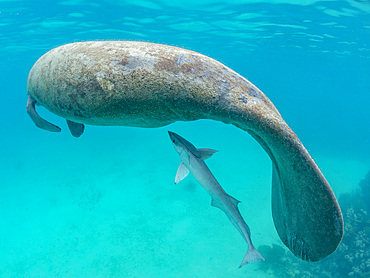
168, 131, 265, 267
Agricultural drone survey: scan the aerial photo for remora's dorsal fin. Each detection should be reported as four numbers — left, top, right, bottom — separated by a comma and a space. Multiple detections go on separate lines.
66, 119, 85, 137
198, 148, 218, 160
175, 162, 189, 184
229, 195, 241, 206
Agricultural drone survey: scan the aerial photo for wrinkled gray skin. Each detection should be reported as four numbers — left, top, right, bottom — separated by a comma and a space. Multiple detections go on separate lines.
27, 41, 343, 262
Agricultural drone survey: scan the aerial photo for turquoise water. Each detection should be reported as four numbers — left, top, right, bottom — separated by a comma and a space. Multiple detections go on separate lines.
1, 0, 370, 277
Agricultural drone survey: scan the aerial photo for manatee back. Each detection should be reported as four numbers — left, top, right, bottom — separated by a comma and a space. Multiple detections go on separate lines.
27, 41, 278, 128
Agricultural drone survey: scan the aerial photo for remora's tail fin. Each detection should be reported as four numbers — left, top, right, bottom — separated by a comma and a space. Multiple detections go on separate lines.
239, 247, 265, 268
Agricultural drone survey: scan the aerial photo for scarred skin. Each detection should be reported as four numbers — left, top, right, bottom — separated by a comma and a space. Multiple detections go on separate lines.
27, 41, 344, 262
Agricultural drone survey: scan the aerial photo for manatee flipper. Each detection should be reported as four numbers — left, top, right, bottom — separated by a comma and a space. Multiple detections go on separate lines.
66, 120, 85, 138
26, 95, 61, 132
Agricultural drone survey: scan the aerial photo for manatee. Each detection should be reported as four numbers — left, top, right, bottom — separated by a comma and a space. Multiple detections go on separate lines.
26, 41, 343, 261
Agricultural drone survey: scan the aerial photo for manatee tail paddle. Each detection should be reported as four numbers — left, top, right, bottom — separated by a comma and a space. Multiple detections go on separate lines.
239, 247, 265, 268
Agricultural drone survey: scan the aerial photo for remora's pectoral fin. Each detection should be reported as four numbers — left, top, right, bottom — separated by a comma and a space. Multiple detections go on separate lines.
175, 162, 189, 184
66, 120, 85, 138
26, 95, 61, 132
198, 148, 218, 160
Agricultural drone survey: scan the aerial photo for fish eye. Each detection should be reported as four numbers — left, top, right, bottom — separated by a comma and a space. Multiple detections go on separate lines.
172, 139, 175, 143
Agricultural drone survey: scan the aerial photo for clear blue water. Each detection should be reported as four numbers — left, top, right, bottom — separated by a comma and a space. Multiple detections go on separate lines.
1, 0, 369, 277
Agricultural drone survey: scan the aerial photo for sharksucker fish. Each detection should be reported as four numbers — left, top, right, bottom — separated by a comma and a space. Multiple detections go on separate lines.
26, 41, 343, 262
168, 131, 265, 267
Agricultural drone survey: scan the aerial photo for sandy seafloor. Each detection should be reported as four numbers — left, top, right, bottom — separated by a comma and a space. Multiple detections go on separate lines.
1, 0, 370, 277
1, 118, 369, 277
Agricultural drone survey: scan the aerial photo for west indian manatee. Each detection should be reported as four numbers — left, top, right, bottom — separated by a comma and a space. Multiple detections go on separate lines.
26, 41, 344, 262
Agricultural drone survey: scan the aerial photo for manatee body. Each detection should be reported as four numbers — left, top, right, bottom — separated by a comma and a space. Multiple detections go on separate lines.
27, 41, 343, 262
